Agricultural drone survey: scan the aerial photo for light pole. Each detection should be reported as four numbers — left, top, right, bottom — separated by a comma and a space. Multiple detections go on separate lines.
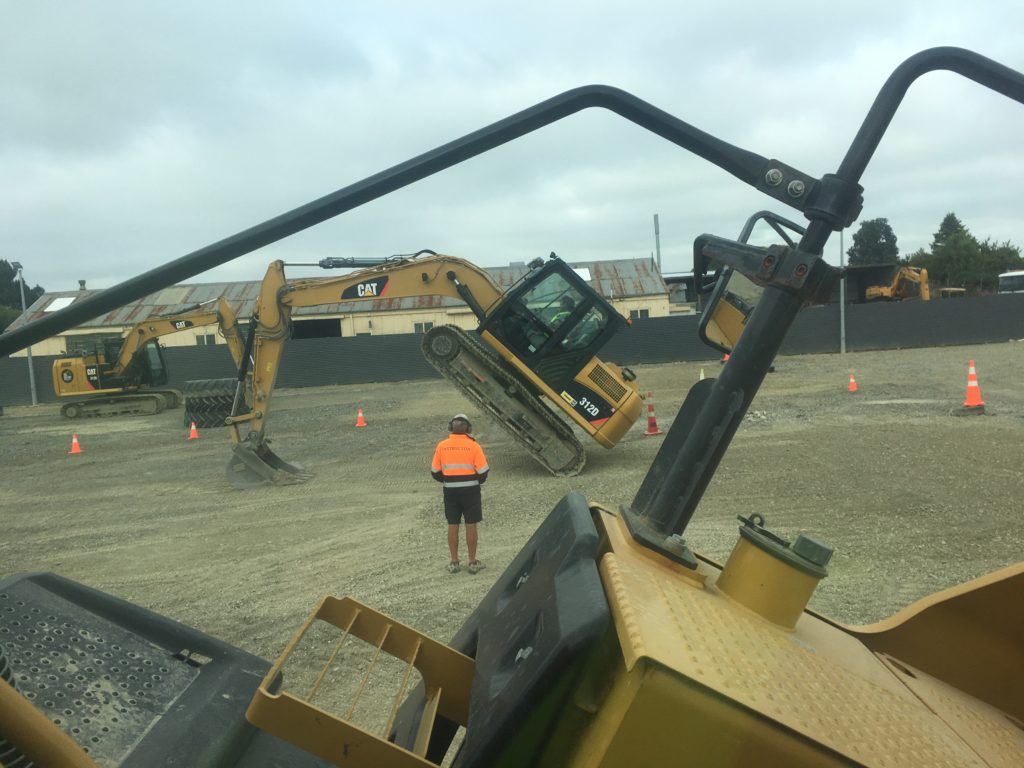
839, 232, 847, 355
652, 213, 662, 271
11, 261, 38, 405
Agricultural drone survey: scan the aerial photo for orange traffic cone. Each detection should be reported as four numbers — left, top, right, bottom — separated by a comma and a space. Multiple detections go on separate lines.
188, 421, 200, 440
355, 408, 367, 428
643, 392, 663, 436
961, 360, 985, 413
848, 374, 858, 393
68, 434, 83, 455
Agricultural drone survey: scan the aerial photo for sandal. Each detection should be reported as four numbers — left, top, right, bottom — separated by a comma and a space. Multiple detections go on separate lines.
447, 561, 461, 574
467, 560, 485, 575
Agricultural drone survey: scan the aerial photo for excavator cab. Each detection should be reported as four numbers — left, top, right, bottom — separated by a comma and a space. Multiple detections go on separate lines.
480, 258, 626, 392
54, 338, 169, 395
116, 338, 170, 389
120, 339, 171, 388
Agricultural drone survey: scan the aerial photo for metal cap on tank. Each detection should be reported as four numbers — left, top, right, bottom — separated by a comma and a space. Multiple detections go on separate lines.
715, 514, 834, 628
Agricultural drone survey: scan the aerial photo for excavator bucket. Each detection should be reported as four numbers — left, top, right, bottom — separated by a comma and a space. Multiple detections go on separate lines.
226, 438, 313, 488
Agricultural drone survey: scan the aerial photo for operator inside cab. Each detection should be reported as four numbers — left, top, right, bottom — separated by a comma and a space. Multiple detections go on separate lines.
550, 295, 576, 328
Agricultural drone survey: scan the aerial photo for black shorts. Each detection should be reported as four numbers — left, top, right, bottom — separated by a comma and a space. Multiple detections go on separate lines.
443, 486, 482, 525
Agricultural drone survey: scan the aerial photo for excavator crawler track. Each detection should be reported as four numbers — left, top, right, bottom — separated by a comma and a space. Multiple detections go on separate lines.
422, 325, 585, 476
60, 390, 179, 419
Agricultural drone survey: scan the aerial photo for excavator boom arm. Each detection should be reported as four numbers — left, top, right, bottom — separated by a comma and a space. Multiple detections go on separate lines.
263, 253, 503, 327
894, 266, 930, 300
113, 296, 245, 373
864, 266, 930, 302
226, 254, 506, 484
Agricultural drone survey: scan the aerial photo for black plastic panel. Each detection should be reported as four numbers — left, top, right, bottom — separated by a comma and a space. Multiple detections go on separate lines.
0, 573, 329, 767
390, 491, 609, 767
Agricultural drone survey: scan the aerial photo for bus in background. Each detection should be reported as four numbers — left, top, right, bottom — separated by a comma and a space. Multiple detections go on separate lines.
998, 270, 1024, 293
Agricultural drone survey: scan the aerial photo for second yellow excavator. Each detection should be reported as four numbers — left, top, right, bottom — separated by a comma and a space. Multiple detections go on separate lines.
865, 265, 931, 301
51, 297, 244, 419
225, 250, 643, 485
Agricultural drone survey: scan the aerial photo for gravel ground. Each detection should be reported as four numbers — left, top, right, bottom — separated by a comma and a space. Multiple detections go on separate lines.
2, 340, 1022, 678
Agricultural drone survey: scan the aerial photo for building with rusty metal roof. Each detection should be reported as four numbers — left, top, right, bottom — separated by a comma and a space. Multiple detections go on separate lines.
7, 258, 669, 357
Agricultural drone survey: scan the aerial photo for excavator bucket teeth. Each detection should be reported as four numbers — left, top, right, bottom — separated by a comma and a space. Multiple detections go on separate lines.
227, 441, 313, 489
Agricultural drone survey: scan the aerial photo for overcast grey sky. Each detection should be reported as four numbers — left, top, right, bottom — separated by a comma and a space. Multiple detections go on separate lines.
3, 2, 1022, 293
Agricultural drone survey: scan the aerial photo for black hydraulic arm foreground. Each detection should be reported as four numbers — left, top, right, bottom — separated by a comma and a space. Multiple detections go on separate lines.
2, 49, 1014, 360
4, 75, 850, 358
624, 48, 1024, 566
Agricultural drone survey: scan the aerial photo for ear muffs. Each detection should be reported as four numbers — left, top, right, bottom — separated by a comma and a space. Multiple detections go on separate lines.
449, 417, 472, 433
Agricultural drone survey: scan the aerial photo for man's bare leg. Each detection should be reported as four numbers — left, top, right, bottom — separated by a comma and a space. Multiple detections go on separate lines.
448, 524, 460, 562
465, 523, 478, 563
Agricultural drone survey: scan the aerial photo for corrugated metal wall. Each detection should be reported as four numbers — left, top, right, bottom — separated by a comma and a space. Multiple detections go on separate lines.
3, 294, 1023, 407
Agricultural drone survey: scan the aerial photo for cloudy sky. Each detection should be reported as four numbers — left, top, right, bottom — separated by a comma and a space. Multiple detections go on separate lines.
3, 2, 1023, 294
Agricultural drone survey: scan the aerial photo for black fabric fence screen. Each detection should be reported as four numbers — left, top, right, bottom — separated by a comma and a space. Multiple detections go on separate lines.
3, 294, 1022, 407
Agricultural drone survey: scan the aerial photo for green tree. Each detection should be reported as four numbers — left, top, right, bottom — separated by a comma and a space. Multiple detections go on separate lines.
911, 213, 1023, 293
908, 248, 934, 274
847, 218, 899, 266
930, 231, 982, 288
0, 259, 46, 313
0, 305, 22, 333
931, 213, 968, 253
976, 239, 1024, 291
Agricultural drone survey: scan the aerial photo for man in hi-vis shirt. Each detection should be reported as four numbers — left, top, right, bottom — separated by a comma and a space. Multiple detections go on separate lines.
431, 414, 489, 574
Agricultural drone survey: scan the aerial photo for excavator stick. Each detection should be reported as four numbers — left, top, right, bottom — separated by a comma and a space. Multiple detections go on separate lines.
227, 437, 314, 489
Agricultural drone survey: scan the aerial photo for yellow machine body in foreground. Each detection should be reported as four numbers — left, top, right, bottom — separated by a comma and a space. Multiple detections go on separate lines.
225, 251, 642, 484
243, 304, 1022, 766
51, 296, 244, 418
245, 218, 1022, 768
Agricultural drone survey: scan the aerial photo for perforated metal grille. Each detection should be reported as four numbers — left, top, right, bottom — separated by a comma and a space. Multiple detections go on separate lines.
587, 364, 626, 402
0, 587, 199, 765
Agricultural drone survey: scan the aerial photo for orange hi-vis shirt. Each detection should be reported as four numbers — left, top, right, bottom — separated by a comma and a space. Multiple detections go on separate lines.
431, 434, 489, 488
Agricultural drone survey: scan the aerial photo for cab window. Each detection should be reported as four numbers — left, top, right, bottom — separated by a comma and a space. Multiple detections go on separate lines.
526, 273, 584, 330
562, 305, 608, 350
144, 341, 166, 378
499, 272, 608, 354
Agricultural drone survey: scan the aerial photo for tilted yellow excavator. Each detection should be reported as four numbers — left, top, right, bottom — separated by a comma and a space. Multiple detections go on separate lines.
224, 250, 643, 485
0, 46, 1022, 768
51, 296, 244, 418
